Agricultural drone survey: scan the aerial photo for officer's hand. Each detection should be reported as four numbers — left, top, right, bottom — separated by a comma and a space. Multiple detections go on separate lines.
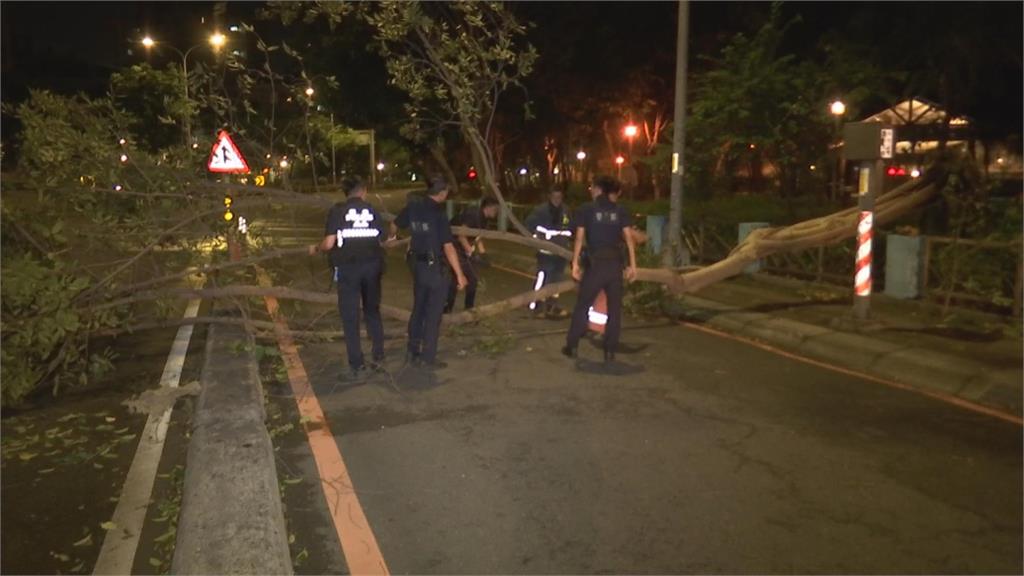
307, 244, 318, 256
625, 266, 638, 282
571, 262, 582, 281
456, 273, 468, 290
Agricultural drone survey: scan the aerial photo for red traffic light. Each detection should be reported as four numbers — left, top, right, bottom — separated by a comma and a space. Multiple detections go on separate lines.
467, 168, 478, 180
887, 166, 897, 176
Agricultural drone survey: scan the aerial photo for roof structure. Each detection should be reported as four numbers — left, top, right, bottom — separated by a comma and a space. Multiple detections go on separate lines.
863, 97, 971, 127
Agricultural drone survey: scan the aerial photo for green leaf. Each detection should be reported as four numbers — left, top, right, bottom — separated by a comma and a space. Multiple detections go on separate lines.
149, 557, 163, 568
72, 533, 93, 547
100, 521, 117, 531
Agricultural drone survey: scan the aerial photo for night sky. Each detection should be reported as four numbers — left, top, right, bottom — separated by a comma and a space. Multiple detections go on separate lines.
2, 2, 1021, 139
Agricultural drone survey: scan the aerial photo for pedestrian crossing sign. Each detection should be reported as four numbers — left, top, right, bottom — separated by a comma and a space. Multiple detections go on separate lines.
207, 130, 250, 174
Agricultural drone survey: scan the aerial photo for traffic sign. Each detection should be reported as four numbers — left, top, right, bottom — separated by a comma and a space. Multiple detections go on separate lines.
207, 131, 250, 174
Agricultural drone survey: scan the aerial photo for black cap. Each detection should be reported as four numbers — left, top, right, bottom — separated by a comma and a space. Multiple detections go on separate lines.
425, 174, 449, 195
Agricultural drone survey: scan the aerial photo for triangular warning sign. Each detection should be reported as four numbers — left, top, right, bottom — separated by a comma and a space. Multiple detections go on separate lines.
207, 130, 250, 174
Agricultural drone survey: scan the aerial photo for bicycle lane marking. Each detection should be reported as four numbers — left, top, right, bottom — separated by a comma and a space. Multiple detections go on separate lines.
256, 266, 389, 575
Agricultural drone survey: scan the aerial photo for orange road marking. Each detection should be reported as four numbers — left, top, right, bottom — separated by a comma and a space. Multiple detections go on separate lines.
678, 319, 1023, 427
258, 269, 389, 575
491, 262, 535, 279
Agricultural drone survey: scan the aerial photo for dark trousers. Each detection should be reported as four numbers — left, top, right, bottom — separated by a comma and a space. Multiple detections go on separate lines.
530, 253, 567, 311
445, 254, 477, 312
566, 257, 624, 352
337, 259, 385, 369
408, 260, 451, 362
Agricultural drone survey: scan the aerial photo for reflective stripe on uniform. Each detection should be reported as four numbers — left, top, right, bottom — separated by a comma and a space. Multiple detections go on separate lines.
588, 306, 608, 325
528, 270, 546, 310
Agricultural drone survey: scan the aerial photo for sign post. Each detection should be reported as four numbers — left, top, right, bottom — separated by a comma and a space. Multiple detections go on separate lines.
842, 122, 893, 320
207, 131, 250, 262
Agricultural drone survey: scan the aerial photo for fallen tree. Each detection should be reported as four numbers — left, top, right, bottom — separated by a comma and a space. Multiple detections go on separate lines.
100, 170, 940, 329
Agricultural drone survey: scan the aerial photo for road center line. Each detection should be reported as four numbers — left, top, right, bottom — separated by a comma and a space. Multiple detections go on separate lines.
256, 266, 389, 576
93, 296, 202, 575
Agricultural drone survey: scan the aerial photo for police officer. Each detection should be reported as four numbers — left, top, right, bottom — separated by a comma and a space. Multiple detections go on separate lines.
445, 197, 499, 313
525, 188, 573, 318
392, 175, 467, 369
309, 176, 387, 378
562, 176, 637, 363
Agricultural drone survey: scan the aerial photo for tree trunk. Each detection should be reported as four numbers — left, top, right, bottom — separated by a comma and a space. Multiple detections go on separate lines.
429, 138, 460, 195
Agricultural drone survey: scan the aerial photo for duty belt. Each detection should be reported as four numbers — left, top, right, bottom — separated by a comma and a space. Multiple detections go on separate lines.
407, 251, 438, 264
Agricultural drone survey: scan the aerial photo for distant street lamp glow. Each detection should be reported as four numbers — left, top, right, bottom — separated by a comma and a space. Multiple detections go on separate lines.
518, 167, 528, 175
576, 150, 586, 161
120, 154, 129, 163
615, 156, 625, 165
209, 32, 226, 49
623, 124, 638, 138
191, 143, 199, 149
305, 87, 314, 97
279, 159, 289, 169
141, 36, 155, 48
114, 184, 123, 191
830, 100, 846, 116
910, 168, 921, 178
553, 166, 560, 175
119, 138, 127, 145
377, 162, 386, 171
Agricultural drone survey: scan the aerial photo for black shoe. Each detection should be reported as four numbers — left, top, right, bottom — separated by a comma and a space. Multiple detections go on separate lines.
405, 352, 421, 365
418, 359, 448, 370
561, 345, 577, 359
603, 350, 616, 363
346, 365, 368, 380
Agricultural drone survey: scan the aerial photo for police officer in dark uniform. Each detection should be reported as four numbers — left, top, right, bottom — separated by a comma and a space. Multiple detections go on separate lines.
445, 197, 499, 313
309, 176, 387, 378
562, 176, 637, 362
525, 188, 573, 318
392, 175, 468, 369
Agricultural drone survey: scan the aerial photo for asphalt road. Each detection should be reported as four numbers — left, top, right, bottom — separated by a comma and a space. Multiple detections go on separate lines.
254, 193, 1023, 574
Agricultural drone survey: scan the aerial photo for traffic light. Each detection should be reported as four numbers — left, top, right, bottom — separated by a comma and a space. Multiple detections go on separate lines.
467, 167, 478, 180
224, 195, 234, 221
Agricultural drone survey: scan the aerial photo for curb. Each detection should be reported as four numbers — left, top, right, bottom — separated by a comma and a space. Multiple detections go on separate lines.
172, 323, 293, 575
669, 295, 1022, 420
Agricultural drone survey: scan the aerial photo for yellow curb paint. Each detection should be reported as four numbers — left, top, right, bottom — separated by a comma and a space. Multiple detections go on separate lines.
679, 320, 1023, 427
257, 267, 389, 575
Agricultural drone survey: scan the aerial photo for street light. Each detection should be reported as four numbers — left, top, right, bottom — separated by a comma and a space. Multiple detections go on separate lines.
623, 124, 638, 165
615, 155, 625, 179
575, 150, 587, 184
140, 32, 228, 147
279, 159, 289, 169
376, 162, 386, 171
830, 99, 846, 199
305, 86, 315, 97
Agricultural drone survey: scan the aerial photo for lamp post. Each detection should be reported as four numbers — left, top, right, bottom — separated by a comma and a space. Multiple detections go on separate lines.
576, 150, 587, 183
615, 155, 625, 179
141, 33, 226, 147
830, 99, 846, 200
623, 123, 638, 165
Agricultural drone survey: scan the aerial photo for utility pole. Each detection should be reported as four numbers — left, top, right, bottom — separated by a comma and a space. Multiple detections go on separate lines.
665, 0, 690, 267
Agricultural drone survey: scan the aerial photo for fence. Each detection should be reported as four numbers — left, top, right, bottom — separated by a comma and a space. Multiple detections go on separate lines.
678, 220, 1022, 316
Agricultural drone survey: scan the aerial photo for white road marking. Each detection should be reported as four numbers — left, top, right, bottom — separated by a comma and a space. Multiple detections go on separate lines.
93, 296, 202, 575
